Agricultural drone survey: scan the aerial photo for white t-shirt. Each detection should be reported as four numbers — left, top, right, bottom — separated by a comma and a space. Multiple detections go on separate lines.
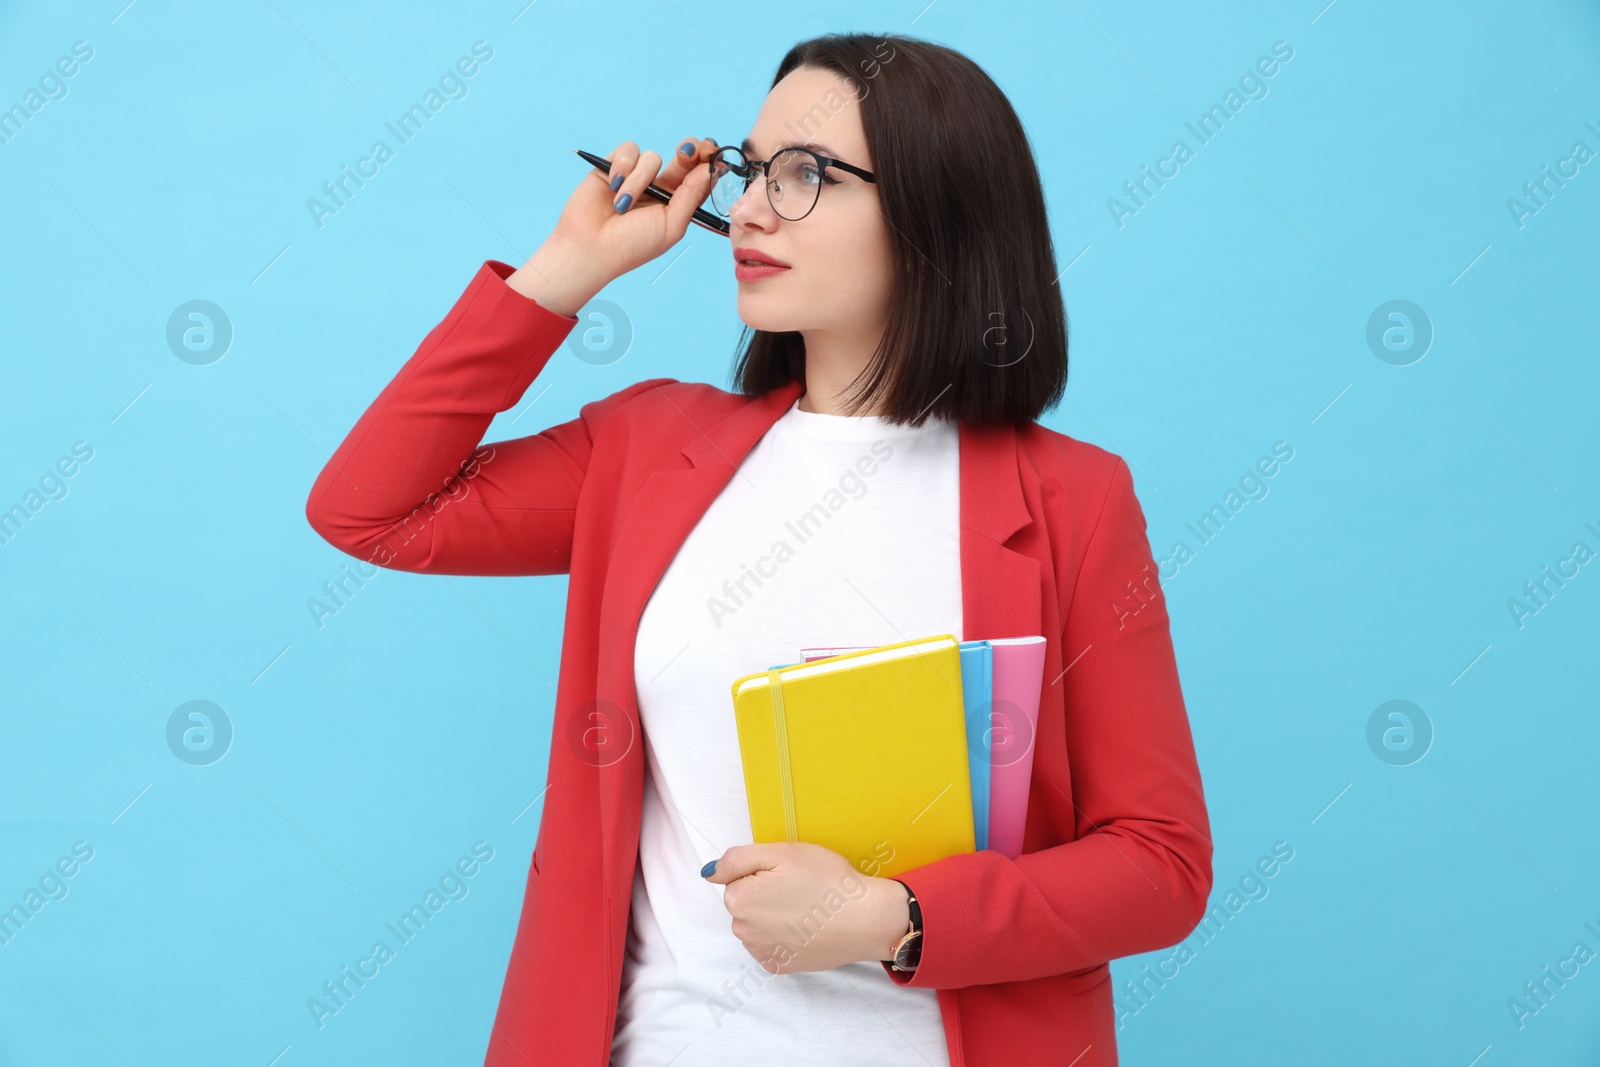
610, 395, 961, 1067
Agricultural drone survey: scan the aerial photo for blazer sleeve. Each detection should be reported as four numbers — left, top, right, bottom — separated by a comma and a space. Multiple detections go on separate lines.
304, 259, 674, 576
881, 456, 1214, 989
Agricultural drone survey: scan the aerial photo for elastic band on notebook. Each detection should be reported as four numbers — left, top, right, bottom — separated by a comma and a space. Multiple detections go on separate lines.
767, 668, 799, 842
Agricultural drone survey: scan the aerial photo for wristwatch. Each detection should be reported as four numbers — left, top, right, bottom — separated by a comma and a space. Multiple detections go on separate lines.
888, 879, 922, 973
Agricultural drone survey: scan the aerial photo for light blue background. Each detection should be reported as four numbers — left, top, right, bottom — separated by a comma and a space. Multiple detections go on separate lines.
2, 1, 1597, 1064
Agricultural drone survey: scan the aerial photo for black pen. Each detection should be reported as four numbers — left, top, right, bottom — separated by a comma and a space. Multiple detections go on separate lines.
573, 148, 731, 237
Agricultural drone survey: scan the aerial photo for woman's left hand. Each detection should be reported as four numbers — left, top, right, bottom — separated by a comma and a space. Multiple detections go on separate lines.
702, 841, 909, 974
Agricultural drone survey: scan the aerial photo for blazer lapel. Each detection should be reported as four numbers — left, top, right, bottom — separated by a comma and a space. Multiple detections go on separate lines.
958, 421, 1042, 646
594, 379, 805, 899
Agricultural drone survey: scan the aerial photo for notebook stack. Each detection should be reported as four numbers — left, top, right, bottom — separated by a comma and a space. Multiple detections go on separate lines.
729, 633, 1046, 880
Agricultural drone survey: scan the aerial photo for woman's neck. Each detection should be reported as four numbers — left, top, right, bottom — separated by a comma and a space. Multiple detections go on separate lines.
798, 326, 887, 416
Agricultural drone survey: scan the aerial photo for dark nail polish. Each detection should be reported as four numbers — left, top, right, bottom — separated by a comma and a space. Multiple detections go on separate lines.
610, 172, 624, 191
700, 859, 717, 878
614, 193, 631, 212
680, 141, 696, 157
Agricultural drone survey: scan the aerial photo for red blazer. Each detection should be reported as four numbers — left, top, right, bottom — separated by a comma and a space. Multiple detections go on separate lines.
305, 259, 1214, 1067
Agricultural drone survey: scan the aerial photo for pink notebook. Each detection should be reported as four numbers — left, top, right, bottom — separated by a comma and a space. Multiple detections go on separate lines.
799, 635, 1046, 859
984, 637, 1046, 859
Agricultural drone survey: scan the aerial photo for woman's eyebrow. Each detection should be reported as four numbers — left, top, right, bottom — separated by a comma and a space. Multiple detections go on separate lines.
740, 136, 840, 158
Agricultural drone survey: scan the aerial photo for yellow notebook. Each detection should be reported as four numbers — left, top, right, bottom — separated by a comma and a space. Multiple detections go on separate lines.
729, 633, 975, 880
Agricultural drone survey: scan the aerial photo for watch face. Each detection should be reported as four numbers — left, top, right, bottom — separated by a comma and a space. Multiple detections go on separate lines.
895, 932, 922, 971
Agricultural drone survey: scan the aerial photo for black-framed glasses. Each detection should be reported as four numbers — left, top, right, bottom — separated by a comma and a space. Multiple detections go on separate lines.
708, 145, 876, 222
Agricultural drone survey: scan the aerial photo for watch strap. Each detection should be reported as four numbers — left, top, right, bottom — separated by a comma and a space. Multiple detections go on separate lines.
899, 880, 921, 932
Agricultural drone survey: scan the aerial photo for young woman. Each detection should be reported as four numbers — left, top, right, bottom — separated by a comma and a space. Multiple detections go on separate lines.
305, 32, 1212, 1067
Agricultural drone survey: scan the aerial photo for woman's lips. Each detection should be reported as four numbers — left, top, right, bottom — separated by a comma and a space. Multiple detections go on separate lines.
735, 261, 791, 282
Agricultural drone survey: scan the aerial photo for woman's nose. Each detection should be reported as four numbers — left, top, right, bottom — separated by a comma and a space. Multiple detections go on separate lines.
729, 178, 777, 230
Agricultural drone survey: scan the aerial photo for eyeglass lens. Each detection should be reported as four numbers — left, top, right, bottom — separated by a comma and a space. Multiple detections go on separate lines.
709, 148, 824, 221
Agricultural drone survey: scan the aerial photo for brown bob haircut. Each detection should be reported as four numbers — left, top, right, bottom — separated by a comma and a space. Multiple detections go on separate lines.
729, 32, 1068, 429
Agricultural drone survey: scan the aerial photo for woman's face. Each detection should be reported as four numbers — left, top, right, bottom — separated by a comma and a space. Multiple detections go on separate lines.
728, 66, 893, 337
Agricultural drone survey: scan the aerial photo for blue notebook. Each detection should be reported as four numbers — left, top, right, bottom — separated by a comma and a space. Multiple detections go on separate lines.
957, 640, 993, 852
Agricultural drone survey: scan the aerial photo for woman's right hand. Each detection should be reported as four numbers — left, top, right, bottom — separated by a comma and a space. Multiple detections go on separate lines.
509, 136, 719, 316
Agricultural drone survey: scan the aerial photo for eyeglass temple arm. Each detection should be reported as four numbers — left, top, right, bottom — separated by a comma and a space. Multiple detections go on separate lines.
820, 157, 876, 183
